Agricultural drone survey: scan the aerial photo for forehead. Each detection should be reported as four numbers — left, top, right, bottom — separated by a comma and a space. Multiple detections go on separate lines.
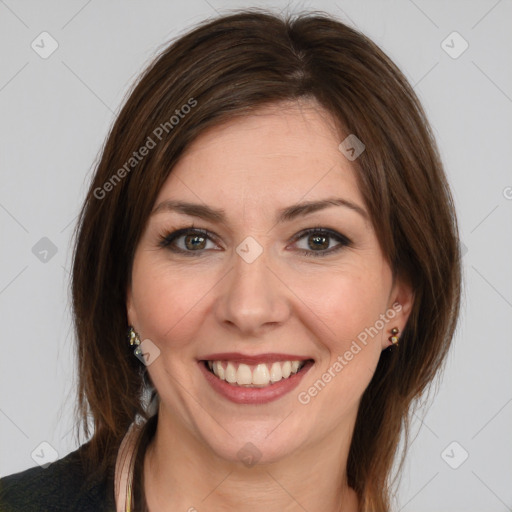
155, 101, 364, 214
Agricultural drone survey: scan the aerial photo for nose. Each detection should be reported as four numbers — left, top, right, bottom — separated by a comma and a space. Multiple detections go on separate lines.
214, 246, 291, 336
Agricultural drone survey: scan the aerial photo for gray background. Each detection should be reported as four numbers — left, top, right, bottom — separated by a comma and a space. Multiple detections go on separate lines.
1, 0, 511, 510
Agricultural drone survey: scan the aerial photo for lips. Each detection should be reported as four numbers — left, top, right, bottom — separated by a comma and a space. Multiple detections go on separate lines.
197, 353, 315, 404
206, 359, 307, 386
199, 352, 313, 364
198, 353, 314, 386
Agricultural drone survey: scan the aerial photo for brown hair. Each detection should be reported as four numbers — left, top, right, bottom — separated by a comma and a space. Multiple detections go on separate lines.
72, 9, 461, 510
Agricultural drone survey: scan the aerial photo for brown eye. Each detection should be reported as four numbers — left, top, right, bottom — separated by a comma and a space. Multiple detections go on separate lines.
184, 233, 207, 250
159, 228, 220, 256
292, 228, 351, 257
308, 234, 330, 250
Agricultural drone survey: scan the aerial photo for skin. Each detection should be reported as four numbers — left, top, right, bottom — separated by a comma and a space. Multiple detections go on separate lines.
127, 99, 413, 512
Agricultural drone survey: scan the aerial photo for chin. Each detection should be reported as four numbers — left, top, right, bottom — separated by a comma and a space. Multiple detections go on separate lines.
194, 415, 309, 468
208, 435, 300, 467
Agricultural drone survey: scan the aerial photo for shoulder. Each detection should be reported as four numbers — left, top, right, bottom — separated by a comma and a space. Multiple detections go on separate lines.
0, 444, 115, 512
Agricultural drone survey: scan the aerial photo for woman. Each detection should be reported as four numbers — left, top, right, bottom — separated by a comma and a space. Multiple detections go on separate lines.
0, 8, 461, 512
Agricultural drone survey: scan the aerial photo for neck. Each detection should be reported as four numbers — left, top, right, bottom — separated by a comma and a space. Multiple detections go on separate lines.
142, 407, 359, 512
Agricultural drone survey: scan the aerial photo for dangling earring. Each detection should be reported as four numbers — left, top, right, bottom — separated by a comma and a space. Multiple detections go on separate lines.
388, 327, 400, 346
128, 326, 142, 357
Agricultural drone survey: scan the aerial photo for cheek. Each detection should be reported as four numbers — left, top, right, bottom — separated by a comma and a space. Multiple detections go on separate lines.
130, 240, 392, 362
292, 268, 390, 417
131, 254, 212, 349
298, 265, 391, 398
302, 264, 390, 345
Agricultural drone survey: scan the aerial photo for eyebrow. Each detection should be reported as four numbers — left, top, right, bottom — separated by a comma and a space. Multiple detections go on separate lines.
151, 197, 368, 223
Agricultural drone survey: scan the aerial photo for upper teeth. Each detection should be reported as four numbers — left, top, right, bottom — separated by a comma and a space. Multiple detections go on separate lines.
207, 360, 305, 387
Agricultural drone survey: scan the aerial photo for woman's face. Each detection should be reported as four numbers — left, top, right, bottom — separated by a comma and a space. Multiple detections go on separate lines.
127, 100, 412, 465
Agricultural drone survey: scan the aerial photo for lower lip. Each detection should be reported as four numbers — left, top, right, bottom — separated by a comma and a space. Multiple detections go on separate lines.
198, 360, 314, 405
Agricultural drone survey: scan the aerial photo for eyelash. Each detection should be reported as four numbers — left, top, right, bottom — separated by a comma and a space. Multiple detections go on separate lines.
157, 225, 352, 258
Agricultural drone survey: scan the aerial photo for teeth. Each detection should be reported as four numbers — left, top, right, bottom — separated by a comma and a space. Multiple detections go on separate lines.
253, 364, 270, 385
269, 362, 282, 382
213, 361, 225, 380
282, 361, 291, 379
225, 362, 237, 383
236, 364, 252, 385
207, 359, 307, 387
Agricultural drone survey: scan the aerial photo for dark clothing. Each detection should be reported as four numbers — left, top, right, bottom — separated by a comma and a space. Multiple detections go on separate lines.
0, 445, 115, 512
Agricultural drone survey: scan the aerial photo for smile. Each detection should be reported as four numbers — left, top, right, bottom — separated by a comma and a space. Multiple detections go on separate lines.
198, 354, 315, 405
205, 360, 308, 387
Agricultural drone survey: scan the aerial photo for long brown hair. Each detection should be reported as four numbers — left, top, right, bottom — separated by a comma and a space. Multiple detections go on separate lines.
72, 9, 461, 510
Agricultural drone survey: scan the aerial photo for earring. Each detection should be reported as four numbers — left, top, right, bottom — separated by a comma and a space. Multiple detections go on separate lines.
128, 326, 142, 357
388, 327, 400, 345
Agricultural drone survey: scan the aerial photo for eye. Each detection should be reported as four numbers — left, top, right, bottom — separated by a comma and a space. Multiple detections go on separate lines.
290, 227, 351, 257
158, 227, 220, 256
158, 226, 351, 258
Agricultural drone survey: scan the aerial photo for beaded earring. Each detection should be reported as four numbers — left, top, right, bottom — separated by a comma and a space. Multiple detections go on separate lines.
128, 326, 142, 357
388, 327, 400, 346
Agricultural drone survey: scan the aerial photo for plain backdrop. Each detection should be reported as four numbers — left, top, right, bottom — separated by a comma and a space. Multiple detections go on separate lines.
0, 1, 511, 510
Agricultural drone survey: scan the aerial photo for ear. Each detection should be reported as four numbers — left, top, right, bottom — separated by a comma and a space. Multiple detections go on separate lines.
126, 285, 137, 328
382, 276, 414, 349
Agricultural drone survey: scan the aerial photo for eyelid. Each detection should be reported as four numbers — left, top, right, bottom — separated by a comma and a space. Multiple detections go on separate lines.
158, 225, 351, 256
289, 226, 351, 246
158, 227, 223, 251
287, 227, 352, 256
